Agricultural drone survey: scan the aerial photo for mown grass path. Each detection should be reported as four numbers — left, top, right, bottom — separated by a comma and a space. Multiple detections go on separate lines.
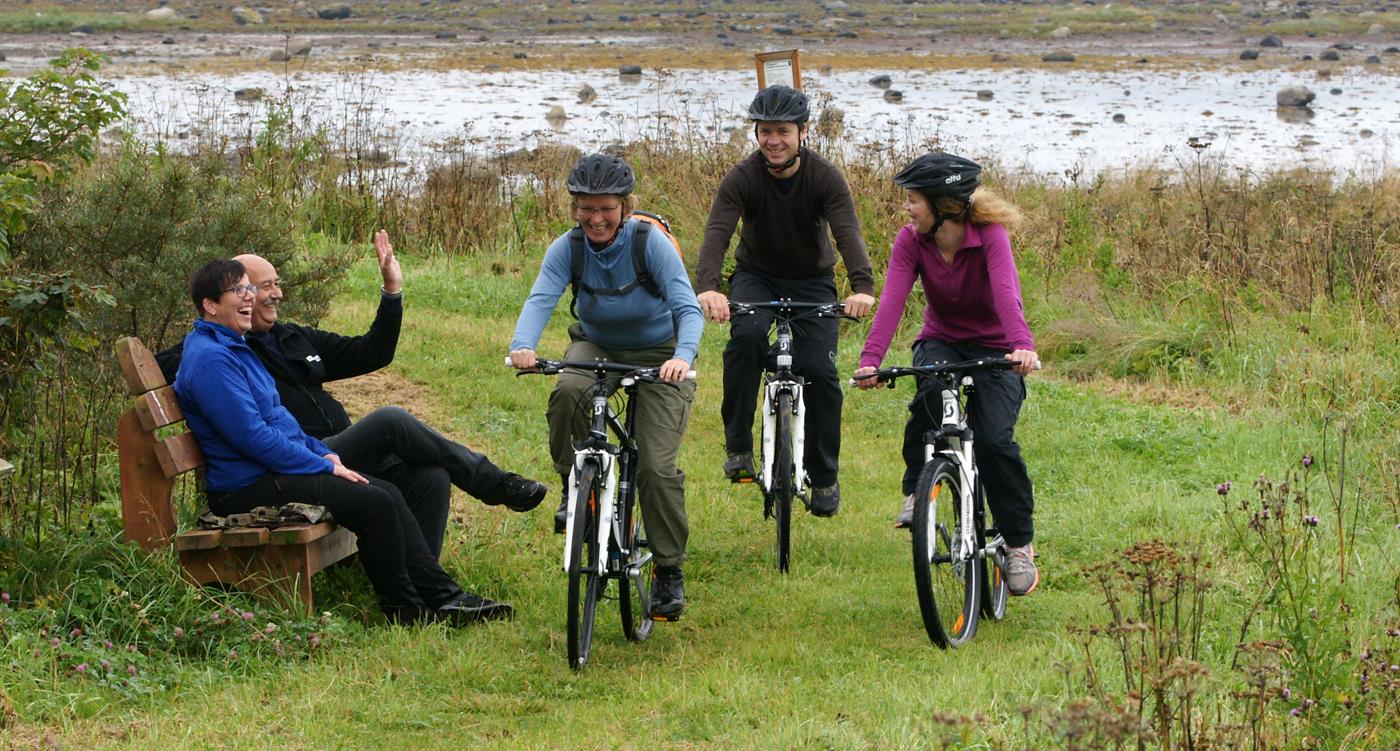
49, 253, 1331, 749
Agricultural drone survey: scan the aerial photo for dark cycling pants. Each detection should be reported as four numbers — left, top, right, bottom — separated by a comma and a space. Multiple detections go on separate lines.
209, 473, 464, 611
324, 406, 508, 557
722, 268, 841, 488
902, 339, 1035, 548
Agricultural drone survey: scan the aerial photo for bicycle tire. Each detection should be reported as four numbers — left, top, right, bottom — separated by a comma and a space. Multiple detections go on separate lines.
618, 470, 654, 641
773, 390, 795, 574
978, 482, 1009, 621
567, 464, 602, 669
912, 458, 980, 647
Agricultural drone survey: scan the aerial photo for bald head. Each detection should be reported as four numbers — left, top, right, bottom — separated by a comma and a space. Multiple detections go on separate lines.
232, 253, 282, 333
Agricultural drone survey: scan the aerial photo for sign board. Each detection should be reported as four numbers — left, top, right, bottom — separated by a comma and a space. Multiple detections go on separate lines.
755, 49, 801, 90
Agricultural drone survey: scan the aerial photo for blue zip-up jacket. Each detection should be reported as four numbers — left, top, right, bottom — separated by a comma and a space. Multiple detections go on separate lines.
511, 218, 703, 361
174, 319, 334, 493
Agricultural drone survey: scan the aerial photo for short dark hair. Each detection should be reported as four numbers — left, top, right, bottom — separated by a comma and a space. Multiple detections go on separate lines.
188, 259, 246, 317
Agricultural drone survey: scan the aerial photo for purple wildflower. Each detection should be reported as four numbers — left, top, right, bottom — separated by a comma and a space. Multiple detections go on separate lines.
264, 623, 277, 634
69, 627, 81, 638
127, 664, 137, 676
1301, 453, 1314, 468
100, 659, 110, 670
1216, 481, 1232, 496
74, 663, 88, 674
173, 626, 184, 639
1, 591, 10, 604
103, 640, 113, 650
1281, 687, 1291, 699
1290, 708, 1301, 717
228, 649, 238, 660
1303, 515, 1320, 526
50, 637, 60, 648
241, 611, 255, 622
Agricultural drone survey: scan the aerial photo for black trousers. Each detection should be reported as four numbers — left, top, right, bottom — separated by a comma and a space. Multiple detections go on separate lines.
902, 339, 1035, 547
722, 268, 842, 487
209, 472, 464, 611
323, 406, 507, 557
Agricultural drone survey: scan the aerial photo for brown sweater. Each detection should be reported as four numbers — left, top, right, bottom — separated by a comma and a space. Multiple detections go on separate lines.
694, 148, 874, 295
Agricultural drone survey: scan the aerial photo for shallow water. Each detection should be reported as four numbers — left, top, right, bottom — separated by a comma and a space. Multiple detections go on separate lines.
111, 64, 1399, 176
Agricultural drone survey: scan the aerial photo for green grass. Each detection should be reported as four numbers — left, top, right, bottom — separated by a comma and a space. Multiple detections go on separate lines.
14, 246, 1394, 748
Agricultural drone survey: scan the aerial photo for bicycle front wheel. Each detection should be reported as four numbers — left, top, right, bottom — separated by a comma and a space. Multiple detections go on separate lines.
618, 479, 654, 642
772, 390, 795, 573
912, 458, 980, 647
567, 464, 602, 669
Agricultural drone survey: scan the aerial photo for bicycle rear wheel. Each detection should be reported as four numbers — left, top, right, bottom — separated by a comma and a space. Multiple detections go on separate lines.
618, 474, 654, 641
911, 458, 980, 647
772, 390, 795, 573
567, 464, 602, 669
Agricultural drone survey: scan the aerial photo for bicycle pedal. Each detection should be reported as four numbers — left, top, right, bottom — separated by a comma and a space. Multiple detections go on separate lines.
649, 613, 680, 623
731, 476, 756, 484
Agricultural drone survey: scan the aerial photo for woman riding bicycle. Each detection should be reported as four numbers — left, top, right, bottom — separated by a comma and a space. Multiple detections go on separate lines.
853, 153, 1041, 596
508, 153, 703, 620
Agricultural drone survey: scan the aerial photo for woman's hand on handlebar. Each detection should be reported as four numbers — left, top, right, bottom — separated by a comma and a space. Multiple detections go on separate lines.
658, 357, 691, 384
509, 348, 537, 370
852, 365, 881, 390
697, 290, 730, 323
1008, 348, 1040, 376
843, 293, 875, 318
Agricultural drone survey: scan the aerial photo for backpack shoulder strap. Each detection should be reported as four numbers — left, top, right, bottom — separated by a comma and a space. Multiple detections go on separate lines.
568, 226, 586, 319
630, 220, 664, 300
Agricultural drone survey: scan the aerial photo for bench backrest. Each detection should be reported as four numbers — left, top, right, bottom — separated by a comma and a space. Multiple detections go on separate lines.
115, 336, 205, 550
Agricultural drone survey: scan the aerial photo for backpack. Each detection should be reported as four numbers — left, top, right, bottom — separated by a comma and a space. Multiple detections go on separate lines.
568, 210, 683, 318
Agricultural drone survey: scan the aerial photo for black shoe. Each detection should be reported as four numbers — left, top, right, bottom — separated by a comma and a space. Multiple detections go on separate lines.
651, 565, 685, 621
493, 472, 548, 512
809, 481, 840, 517
434, 592, 513, 625
723, 452, 756, 483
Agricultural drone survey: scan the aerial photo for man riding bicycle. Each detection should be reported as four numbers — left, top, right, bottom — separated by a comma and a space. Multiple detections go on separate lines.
694, 84, 875, 517
509, 154, 703, 620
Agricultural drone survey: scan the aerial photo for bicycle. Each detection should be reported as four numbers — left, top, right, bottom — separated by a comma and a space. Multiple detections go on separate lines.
728, 299, 852, 574
855, 356, 1033, 648
511, 357, 691, 670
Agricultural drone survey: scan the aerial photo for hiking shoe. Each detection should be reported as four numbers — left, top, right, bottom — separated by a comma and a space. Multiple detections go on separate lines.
434, 592, 514, 625
651, 565, 685, 621
1005, 544, 1040, 596
809, 481, 841, 517
493, 472, 548, 512
723, 452, 756, 482
894, 494, 915, 529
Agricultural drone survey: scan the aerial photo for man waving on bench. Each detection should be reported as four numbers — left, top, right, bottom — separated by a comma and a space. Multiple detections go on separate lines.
159, 232, 547, 559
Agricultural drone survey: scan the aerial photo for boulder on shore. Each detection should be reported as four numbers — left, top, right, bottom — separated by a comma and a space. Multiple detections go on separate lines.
317, 3, 352, 20
1275, 85, 1315, 107
232, 7, 264, 25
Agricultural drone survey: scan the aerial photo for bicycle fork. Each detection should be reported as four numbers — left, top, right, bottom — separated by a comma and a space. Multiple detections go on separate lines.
562, 451, 616, 573
759, 379, 805, 493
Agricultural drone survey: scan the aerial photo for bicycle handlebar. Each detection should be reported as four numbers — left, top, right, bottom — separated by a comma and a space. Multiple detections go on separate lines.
728, 299, 858, 322
504, 357, 696, 382
848, 356, 1041, 386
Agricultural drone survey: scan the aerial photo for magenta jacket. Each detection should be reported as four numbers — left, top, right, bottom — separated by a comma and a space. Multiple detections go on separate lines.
859, 222, 1034, 368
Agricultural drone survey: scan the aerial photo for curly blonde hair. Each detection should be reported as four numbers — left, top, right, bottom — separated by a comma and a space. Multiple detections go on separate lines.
934, 188, 1023, 233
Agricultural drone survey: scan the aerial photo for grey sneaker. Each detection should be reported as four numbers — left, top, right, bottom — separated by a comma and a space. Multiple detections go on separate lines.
809, 481, 840, 517
723, 452, 755, 482
894, 494, 915, 529
1005, 544, 1039, 596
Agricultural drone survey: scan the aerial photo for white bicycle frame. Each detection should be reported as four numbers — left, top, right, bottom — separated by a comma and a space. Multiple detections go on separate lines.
758, 363, 807, 495
562, 449, 616, 573
925, 377, 980, 568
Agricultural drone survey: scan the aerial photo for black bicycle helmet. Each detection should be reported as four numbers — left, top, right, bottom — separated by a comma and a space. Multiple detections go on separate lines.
567, 153, 635, 196
747, 85, 810, 123
893, 153, 982, 205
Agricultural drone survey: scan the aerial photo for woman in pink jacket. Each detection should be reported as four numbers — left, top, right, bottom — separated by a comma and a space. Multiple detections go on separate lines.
853, 153, 1042, 596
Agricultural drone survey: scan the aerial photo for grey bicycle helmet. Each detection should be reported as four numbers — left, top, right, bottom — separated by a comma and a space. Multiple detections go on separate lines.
567, 153, 635, 196
893, 153, 982, 205
747, 85, 810, 123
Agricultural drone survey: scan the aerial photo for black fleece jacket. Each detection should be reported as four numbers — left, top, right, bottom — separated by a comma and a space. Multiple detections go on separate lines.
157, 293, 402, 439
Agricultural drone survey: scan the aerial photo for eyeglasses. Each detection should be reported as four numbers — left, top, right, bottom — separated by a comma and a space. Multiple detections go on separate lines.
222, 284, 257, 298
576, 204, 622, 219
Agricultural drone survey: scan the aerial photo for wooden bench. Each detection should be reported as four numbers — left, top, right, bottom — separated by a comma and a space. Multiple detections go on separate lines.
115, 336, 357, 614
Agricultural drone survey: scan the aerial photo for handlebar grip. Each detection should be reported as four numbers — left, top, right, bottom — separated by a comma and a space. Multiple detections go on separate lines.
503, 356, 512, 366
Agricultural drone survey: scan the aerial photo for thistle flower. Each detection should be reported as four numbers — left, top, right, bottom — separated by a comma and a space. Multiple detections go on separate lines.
127, 664, 137, 676
74, 663, 88, 674
1301, 453, 1314, 468
1303, 515, 1320, 526
241, 611, 255, 622
1217, 481, 1233, 496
